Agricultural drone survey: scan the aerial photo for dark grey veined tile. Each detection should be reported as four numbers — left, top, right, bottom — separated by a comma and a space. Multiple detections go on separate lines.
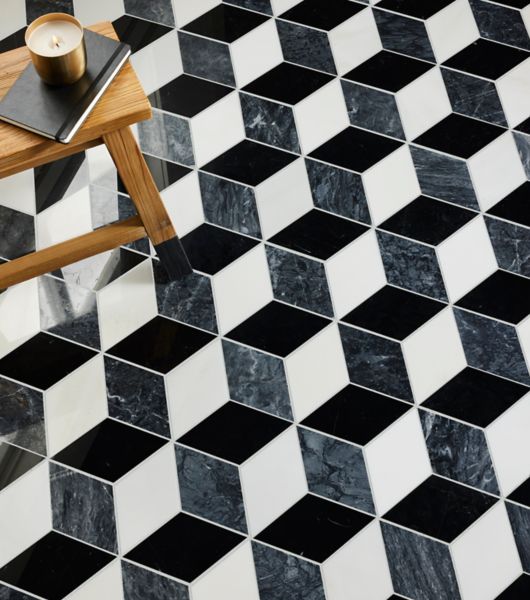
137, 110, 194, 166
276, 20, 336, 74
485, 216, 530, 278
124, 0, 175, 26
26, 0, 73, 23
225, 0, 273, 14
0, 207, 35, 261
178, 31, 236, 87
0, 583, 35, 599
121, 560, 190, 600
176, 445, 247, 532
513, 131, 530, 178
506, 501, 530, 572
469, 0, 530, 51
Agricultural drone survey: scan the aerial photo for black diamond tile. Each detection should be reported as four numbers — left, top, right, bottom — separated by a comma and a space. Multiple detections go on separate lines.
343, 50, 432, 93
487, 182, 530, 228
456, 269, 530, 324
178, 401, 290, 464
256, 493, 372, 562
377, 0, 456, 19
280, 0, 364, 30
182, 223, 259, 275
0, 333, 97, 390
309, 127, 402, 172
148, 74, 233, 117
497, 575, 530, 599
342, 286, 445, 341
0, 443, 43, 492
423, 367, 528, 428
269, 209, 368, 260
0, 531, 114, 600
301, 384, 410, 445
34, 151, 86, 213
0, 27, 25, 53
125, 512, 244, 582
113, 14, 172, 53
383, 475, 497, 543
379, 196, 476, 246
183, 4, 269, 43
515, 115, 530, 134
413, 114, 504, 159
52, 418, 167, 482
120, 155, 190, 194
496, 0, 530, 6
508, 476, 530, 507
201, 139, 298, 186
107, 316, 215, 373
444, 39, 529, 81
243, 62, 334, 105
226, 300, 330, 356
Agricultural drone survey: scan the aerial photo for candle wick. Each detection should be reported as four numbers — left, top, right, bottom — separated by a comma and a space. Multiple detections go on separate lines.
50, 35, 62, 49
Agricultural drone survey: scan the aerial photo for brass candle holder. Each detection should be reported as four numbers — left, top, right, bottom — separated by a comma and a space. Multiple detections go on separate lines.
25, 13, 86, 86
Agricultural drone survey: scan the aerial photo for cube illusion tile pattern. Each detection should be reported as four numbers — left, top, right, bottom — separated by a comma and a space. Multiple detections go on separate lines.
1, 0, 530, 599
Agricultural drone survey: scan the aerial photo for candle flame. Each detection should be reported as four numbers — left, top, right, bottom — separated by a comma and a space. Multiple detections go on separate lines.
50, 35, 63, 49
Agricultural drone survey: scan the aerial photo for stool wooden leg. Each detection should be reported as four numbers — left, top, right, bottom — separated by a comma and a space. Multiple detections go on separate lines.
103, 126, 192, 279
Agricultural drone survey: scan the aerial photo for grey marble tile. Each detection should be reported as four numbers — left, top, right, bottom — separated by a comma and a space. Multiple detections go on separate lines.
0, 379, 45, 455
374, 9, 435, 62
225, 0, 273, 15
276, 20, 336, 74
252, 541, 325, 600
381, 522, 461, 600
0, 584, 34, 600
50, 462, 118, 553
305, 159, 371, 224
124, 0, 175, 26
298, 427, 375, 513
122, 560, 190, 600
339, 324, 414, 401
410, 146, 479, 210
138, 110, 194, 167
240, 93, 300, 153
0, 207, 35, 261
441, 68, 507, 127
266, 245, 334, 317
506, 501, 530, 572
39, 277, 101, 350
199, 172, 262, 238
105, 356, 170, 438
377, 231, 448, 301
454, 308, 530, 385
341, 80, 405, 140
153, 260, 218, 333
176, 445, 247, 533
26, 0, 73, 23
420, 410, 499, 494
469, 0, 530, 51
513, 131, 530, 179
178, 31, 236, 87
485, 216, 530, 278
222, 340, 293, 420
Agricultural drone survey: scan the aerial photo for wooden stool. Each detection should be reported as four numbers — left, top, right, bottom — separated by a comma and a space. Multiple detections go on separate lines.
0, 21, 192, 289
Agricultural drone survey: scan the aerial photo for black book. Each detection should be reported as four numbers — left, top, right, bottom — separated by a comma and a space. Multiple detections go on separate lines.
0, 29, 131, 143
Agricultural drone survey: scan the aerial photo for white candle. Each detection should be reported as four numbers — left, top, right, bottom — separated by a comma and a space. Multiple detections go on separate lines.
27, 20, 83, 57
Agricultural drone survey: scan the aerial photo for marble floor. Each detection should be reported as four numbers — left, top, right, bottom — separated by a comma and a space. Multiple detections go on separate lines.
1, 0, 530, 598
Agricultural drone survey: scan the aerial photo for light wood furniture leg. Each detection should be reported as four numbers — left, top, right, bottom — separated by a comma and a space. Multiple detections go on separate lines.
103, 126, 192, 279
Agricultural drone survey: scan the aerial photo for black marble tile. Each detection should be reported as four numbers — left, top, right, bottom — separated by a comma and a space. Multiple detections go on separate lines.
302, 384, 410, 445
252, 541, 325, 600
380, 196, 475, 245
107, 316, 215, 373
130, 155, 190, 193
256, 493, 372, 562
177, 400, 290, 464
378, 0, 456, 19
497, 575, 530, 599
269, 209, 368, 260
310, 127, 402, 172
225, 0, 273, 14
125, 512, 244, 582
201, 139, 297, 186
113, 14, 173, 53
124, 0, 175, 27
413, 113, 504, 159
383, 474, 497, 542
0, 584, 35, 599
178, 31, 236, 87
486, 216, 530, 278
183, 4, 268, 42
0, 333, 96, 390
280, 0, 363, 30
243, 62, 333, 104
506, 502, 530, 572
53, 418, 167, 482
508, 476, 530, 506
181, 223, 259, 275
0, 206, 35, 261
34, 151, 87, 213
226, 300, 330, 356
342, 285, 445, 341
298, 427, 375, 513
444, 38, 529, 80
137, 110, 194, 166
176, 445, 247, 532
0, 443, 42, 492
456, 269, 530, 323
344, 50, 432, 93
488, 181, 530, 227
423, 366, 527, 428
148, 75, 232, 118
0, 531, 113, 600
0, 28, 26, 53
26, 0, 73, 23
469, 0, 530, 52
121, 561, 190, 600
